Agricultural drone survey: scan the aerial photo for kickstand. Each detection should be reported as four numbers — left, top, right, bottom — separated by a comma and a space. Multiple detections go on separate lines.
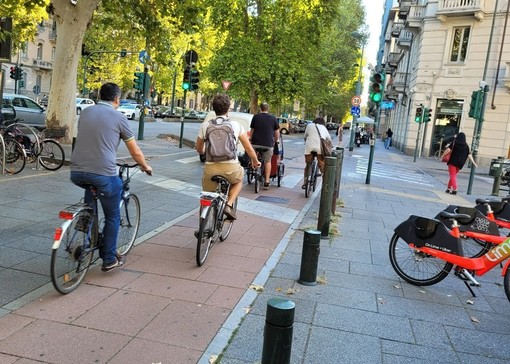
463, 280, 477, 297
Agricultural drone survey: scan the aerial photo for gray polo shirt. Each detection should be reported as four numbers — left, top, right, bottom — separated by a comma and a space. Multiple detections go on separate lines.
71, 102, 134, 176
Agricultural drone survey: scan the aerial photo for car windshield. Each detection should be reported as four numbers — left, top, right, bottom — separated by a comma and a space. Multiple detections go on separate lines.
120, 105, 135, 110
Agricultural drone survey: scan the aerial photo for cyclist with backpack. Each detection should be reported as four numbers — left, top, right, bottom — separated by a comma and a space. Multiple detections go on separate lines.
196, 94, 260, 220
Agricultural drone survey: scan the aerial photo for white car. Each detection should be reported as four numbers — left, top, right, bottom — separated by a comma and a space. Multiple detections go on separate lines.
75, 98, 95, 115
118, 104, 142, 120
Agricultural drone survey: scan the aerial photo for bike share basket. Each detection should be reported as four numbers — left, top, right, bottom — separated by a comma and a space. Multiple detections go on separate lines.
436, 205, 500, 236
394, 215, 464, 256
475, 198, 510, 222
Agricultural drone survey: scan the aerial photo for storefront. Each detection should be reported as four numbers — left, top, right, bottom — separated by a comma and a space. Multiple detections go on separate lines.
430, 99, 463, 156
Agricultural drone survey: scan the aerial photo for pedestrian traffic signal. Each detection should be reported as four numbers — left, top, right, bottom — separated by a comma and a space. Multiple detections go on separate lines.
133, 72, 144, 91
468, 90, 482, 119
9, 66, 16, 79
182, 66, 191, 90
423, 108, 433, 123
369, 73, 384, 104
414, 106, 423, 122
189, 68, 199, 91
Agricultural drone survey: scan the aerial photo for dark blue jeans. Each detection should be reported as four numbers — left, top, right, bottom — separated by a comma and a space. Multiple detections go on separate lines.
70, 171, 122, 265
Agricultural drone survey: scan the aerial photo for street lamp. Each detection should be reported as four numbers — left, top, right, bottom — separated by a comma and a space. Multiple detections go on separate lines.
349, 31, 368, 152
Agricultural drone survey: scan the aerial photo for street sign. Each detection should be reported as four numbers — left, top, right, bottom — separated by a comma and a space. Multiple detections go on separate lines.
351, 96, 361, 106
33, 85, 40, 95
138, 50, 149, 64
222, 80, 232, 91
350, 106, 360, 115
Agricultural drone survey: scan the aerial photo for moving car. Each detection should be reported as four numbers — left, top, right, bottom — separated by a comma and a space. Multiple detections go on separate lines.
117, 103, 142, 120
2, 93, 46, 126
326, 122, 339, 130
75, 98, 95, 115
277, 117, 292, 134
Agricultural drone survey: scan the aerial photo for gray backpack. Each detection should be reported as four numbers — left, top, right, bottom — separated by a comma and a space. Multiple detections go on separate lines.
205, 117, 237, 162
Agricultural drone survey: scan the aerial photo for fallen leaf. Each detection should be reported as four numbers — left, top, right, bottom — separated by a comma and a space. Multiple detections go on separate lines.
471, 316, 480, 323
276, 287, 282, 292
243, 307, 251, 314
419, 290, 426, 294
285, 288, 297, 295
466, 299, 474, 305
393, 285, 401, 289
209, 355, 218, 363
317, 276, 327, 284
249, 284, 264, 292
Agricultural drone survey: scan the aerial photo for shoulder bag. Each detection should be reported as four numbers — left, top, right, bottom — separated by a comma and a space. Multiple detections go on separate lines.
316, 125, 333, 157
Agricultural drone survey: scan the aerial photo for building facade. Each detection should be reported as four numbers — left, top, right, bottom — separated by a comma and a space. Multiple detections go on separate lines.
379, 0, 510, 165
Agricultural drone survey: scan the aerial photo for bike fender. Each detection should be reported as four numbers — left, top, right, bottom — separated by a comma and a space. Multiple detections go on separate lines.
51, 220, 73, 249
200, 206, 210, 219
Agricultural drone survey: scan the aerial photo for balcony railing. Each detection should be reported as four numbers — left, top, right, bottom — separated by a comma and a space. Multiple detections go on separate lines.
387, 52, 403, 68
397, 30, 413, 48
33, 59, 53, 70
391, 22, 404, 37
437, 0, 486, 20
406, 5, 425, 28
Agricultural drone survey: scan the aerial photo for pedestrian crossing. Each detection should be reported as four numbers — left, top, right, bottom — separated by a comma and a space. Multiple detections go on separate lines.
355, 158, 435, 186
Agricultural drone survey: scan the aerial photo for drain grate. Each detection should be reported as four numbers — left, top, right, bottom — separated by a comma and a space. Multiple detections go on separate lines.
255, 196, 289, 204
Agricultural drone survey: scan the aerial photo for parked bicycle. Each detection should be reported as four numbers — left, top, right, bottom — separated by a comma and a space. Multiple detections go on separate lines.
51, 163, 142, 294
196, 175, 237, 266
0, 129, 26, 174
246, 147, 268, 193
389, 210, 510, 302
304, 151, 319, 198
4, 123, 65, 171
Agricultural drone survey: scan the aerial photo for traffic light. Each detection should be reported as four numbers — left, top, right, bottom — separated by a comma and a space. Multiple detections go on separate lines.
414, 106, 423, 122
9, 66, 15, 79
423, 108, 433, 123
133, 72, 144, 91
369, 73, 384, 104
19, 80, 24, 88
468, 90, 482, 119
189, 68, 199, 91
182, 66, 191, 90
15, 66, 22, 80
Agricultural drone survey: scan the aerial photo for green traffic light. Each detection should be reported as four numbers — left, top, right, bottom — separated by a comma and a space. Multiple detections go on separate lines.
372, 93, 382, 103
182, 82, 190, 91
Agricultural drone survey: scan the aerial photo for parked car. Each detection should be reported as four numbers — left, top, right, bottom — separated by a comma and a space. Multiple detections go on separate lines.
2, 93, 46, 126
75, 98, 95, 115
343, 121, 352, 130
117, 103, 142, 120
277, 117, 292, 134
326, 122, 339, 130
154, 106, 170, 118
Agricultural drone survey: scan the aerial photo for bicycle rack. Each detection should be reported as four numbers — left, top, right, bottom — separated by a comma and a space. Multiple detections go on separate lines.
0, 133, 5, 175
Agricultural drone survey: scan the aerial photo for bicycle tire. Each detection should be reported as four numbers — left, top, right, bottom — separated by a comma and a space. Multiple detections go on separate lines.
117, 193, 141, 256
39, 139, 65, 171
220, 198, 237, 242
196, 202, 218, 266
254, 168, 260, 193
311, 161, 318, 192
50, 211, 94, 294
388, 233, 453, 286
2, 139, 26, 174
504, 267, 510, 302
247, 167, 253, 184
463, 237, 493, 258
434, 150, 441, 161
304, 168, 312, 198
277, 164, 284, 187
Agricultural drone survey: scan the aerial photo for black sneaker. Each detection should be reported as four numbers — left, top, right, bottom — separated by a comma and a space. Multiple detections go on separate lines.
223, 204, 237, 220
194, 230, 199, 239
450, 190, 457, 195
101, 255, 126, 272
264, 182, 270, 190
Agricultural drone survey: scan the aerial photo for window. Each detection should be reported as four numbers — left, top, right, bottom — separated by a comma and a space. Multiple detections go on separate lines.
37, 43, 43, 60
36, 75, 42, 89
450, 26, 470, 63
51, 47, 56, 61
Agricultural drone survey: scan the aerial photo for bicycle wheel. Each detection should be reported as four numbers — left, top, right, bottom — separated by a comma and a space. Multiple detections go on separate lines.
50, 212, 94, 294
277, 164, 284, 187
38, 139, 65, 171
388, 233, 453, 286
247, 167, 254, 184
220, 198, 237, 242
2, 139, 26, 174
434, 150, 441, 161
196, 202, 218, 266
311, 161, 318, 192
254, 168, 260, 193
462, 237, 493, 258
117, 193, 141, 256
504, 267, 510, 303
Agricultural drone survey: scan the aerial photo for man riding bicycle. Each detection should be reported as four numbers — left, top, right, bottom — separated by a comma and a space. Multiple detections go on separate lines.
71, 82, 152, 272
196, 94, 260, 220
249, 102, 279, 190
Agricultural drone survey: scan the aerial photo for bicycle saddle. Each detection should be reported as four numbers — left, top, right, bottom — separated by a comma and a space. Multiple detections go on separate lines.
437, 210, 472, 221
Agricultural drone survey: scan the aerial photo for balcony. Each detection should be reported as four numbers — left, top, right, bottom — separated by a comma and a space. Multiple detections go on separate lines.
392, 72, 408, 92
391, 22, 404, 37
398, 0, 412, 19
397, 29, 413, 48
406, 5, 425, 28
385, 87, 399, 101
387, 52, 403, 68
437, 0, 486, 21
33, 59, 53, 70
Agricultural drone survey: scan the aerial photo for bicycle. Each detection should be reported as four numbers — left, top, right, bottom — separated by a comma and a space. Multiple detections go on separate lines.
246, 147, 267, 193
50, 163, 142, 294
196, 175, 237, 266
0, 130, 26, 174
4, 123, 65, 171
389, 210, 510, 302
304, 151, 319, 198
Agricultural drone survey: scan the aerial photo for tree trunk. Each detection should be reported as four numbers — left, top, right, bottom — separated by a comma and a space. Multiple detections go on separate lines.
45, 0, 99, 143
249, 88, 258, 114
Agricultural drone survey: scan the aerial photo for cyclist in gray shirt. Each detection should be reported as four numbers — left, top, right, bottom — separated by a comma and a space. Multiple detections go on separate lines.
71, 82, 152, 272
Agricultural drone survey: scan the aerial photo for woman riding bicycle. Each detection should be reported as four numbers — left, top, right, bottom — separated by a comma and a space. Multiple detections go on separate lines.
71, 82, 152, 272
302, 117, 331, 189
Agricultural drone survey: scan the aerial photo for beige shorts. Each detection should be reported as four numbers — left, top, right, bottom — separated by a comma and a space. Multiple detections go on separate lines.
202, 162, 244, 192
251, 144, 273, 163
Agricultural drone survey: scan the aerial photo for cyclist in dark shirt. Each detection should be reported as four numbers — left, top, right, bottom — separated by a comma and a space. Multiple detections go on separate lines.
250, 102, 279, 190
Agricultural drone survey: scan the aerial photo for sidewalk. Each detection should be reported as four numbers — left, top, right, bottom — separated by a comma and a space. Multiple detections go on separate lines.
1, 137, 509, 363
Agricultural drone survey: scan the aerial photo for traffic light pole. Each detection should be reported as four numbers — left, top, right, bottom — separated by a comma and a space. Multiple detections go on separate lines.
179, 90, 187, 148
349, 43, 365, 152
137, 69, 148, 141
365, 104, 379, 184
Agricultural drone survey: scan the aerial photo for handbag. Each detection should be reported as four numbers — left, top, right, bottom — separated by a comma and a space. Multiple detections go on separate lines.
441, 150, 451, 163
316, 125, 333, 156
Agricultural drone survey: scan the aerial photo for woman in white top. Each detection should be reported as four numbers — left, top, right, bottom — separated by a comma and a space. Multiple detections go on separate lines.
302, 117, 331, 189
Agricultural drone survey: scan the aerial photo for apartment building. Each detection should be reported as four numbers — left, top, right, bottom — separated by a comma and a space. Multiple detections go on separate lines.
379, 0, 510, 165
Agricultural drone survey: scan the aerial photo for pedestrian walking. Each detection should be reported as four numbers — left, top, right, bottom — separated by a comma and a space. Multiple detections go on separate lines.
441, 132, 477, 194
336, 123, 343, 145
384, 128, 393, 149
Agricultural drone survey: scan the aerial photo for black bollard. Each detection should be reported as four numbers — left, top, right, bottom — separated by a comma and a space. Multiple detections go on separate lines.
261, 298, 295, 364
317, 157, 336, 237
335, 147, 344, 199
298, 229, 321, 285
492, 161, 504, 196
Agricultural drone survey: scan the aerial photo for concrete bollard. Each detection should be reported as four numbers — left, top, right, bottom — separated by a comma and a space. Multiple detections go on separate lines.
298, 229, 321, 285
332, 147, 344, 214
261, 298, 295, 364
317, 157, 336, 238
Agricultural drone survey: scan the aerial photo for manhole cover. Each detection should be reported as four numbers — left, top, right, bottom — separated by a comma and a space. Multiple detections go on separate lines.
255, 196, 289, 204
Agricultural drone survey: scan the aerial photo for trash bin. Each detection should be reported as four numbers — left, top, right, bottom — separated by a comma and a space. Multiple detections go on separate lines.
489, 157, 507, 177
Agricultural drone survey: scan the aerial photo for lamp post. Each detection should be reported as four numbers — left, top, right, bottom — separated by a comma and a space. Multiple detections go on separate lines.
349, 31, 367, 151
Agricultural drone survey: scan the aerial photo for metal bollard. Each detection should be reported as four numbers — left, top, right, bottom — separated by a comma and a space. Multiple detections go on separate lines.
331, 147, 344, 214
317, 157, 336, 238
298, 229, 321, 285
261, 298, 295, 364
492, 161, 504, 196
